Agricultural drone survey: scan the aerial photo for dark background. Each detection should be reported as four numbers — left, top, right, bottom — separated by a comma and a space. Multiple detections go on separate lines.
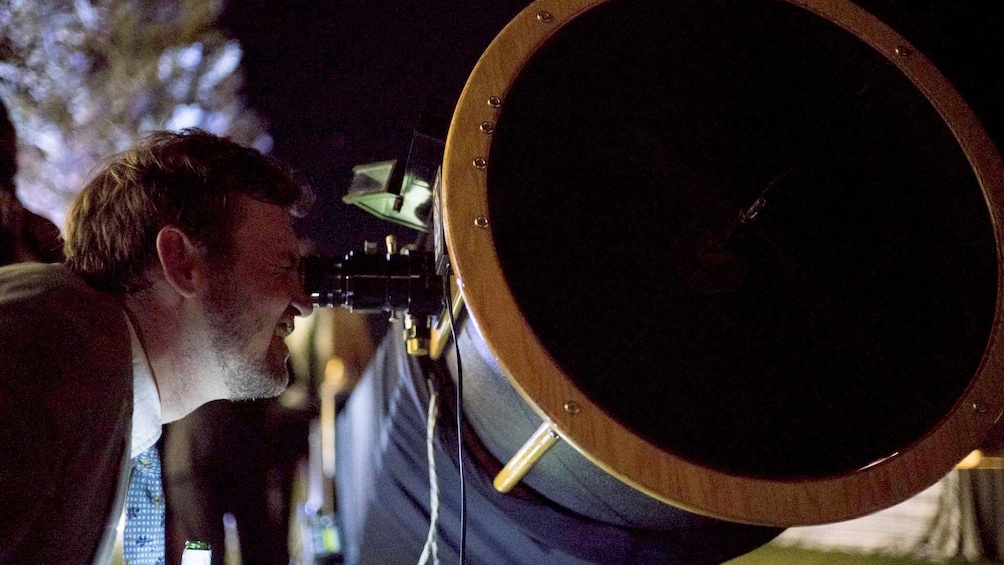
219, 0, 1002, 258
220, 0, 531, 256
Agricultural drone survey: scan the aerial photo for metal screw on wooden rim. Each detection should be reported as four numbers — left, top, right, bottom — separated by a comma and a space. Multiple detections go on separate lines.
894, 45, 911, 56
488, 96, 502, 108
537, 10, 554, 23
474, 215, 489, 228
973, 401, 987, 414
473, 156, 487, 169
564, 401, 581, 415
480, 121, 496, 134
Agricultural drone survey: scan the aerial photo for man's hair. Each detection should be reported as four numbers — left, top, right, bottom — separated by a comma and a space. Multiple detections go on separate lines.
65, 128, 312, 294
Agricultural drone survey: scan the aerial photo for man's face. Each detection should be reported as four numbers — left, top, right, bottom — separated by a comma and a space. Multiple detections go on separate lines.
203, 194, 312, 399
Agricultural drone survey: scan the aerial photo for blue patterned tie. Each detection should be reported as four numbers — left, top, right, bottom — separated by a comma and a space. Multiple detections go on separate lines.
123, 445, 166, 565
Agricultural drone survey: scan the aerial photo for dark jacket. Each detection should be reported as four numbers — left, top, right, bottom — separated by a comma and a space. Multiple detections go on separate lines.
0, 263, 133, 564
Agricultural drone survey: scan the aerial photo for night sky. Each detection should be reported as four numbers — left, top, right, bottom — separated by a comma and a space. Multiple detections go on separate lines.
220, 0, 531, 256
219, 0, 1002, 259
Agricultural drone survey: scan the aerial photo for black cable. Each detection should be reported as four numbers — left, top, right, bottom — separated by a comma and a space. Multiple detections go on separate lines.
444, 266, 467, 564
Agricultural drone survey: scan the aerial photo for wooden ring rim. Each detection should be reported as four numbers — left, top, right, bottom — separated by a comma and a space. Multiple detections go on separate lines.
441, 0, 1004, 526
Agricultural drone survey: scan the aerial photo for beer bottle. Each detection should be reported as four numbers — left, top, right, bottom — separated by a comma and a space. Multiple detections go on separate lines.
181, 540, 212, 565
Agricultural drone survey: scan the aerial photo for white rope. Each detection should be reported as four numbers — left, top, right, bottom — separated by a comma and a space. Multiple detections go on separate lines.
417, 381, 440, 565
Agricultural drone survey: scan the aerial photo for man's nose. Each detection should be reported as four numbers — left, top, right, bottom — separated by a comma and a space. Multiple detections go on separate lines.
291, 287, 314, 317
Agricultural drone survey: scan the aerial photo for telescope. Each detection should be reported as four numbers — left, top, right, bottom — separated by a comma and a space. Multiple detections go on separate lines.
302, 244, 445, 355
307, 0, 1004, 562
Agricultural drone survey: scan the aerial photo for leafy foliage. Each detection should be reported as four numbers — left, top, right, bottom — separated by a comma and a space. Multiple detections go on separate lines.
0, 0, 268, 228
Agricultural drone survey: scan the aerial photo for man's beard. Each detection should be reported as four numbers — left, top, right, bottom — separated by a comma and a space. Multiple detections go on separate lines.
204, 271, 289, 399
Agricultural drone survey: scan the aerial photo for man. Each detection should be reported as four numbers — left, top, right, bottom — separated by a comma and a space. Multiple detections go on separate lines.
0, 98, 63, 266
0, 129, 314, 564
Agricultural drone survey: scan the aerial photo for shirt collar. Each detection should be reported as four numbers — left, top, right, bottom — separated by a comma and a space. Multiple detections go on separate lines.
125, 315, 162, 459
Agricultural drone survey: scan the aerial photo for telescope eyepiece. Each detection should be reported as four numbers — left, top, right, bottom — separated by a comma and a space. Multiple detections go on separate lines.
301, 247, 445, 316
301, 255, 345, 308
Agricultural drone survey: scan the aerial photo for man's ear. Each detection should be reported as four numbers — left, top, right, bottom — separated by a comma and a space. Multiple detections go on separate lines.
156, 226, 203, 298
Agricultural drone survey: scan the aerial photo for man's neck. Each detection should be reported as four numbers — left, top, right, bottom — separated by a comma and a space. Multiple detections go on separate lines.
119, 288, 226, 423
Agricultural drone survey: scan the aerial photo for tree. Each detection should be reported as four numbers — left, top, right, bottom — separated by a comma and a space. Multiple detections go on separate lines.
0, 0, 268, 228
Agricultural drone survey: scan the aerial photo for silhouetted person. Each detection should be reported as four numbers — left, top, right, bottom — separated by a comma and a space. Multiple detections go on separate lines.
0, 98, 63, 266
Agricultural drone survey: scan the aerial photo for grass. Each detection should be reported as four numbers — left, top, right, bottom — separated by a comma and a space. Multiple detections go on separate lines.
726, 545, 995, 565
